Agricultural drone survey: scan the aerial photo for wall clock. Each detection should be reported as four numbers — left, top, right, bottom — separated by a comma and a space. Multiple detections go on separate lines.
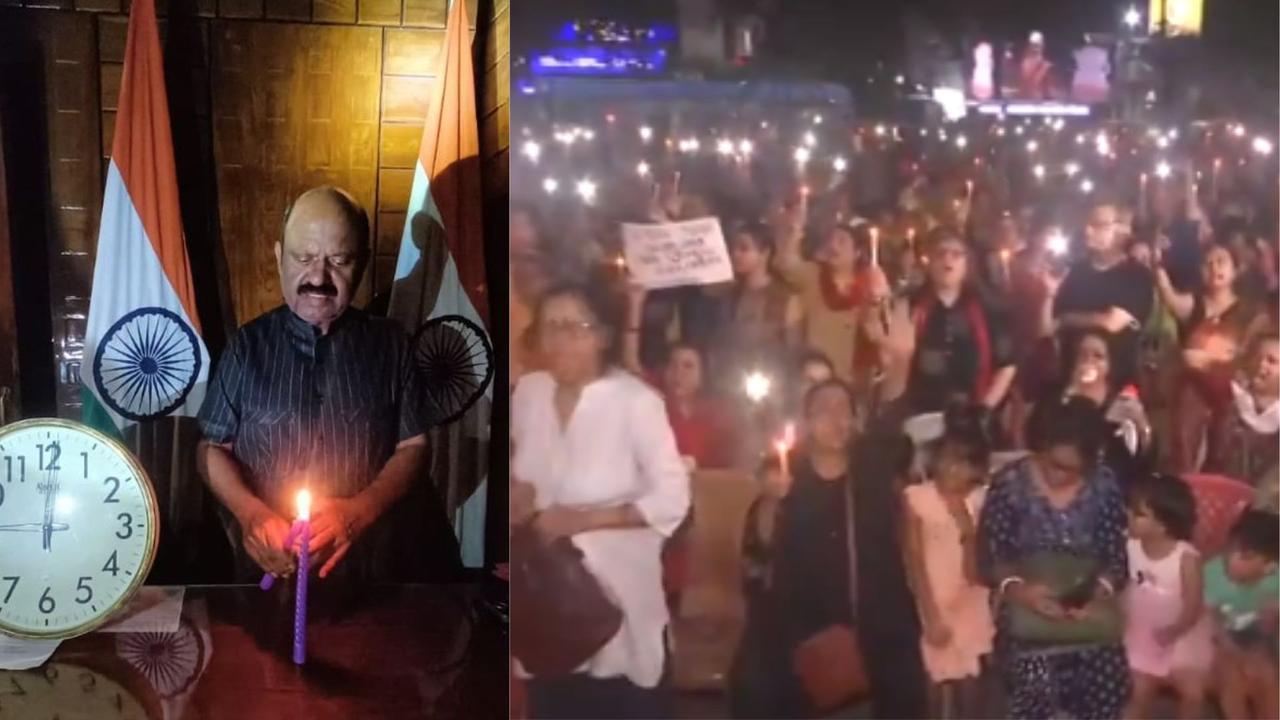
0, 418, 158, 640
0, 660, 156, 719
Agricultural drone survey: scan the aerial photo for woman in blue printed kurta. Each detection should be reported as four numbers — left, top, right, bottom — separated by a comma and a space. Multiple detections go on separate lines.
978, 397, 1131, 719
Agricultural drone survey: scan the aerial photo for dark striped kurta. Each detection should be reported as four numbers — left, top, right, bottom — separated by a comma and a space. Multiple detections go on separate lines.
198, 305, 437, 582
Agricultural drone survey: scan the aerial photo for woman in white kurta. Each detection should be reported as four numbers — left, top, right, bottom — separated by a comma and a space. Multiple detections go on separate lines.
512, 280, 691, 719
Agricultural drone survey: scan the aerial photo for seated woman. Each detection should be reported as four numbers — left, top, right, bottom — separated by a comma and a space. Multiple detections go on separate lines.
511, 278, 691, 719
1205, 332, 1280, 507
977, 397, 1130, 720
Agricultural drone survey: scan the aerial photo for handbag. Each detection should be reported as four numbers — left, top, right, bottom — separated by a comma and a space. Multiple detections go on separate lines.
1007, 551, 1123, 646
509, 523, 623, 676
791, 479, 869, 712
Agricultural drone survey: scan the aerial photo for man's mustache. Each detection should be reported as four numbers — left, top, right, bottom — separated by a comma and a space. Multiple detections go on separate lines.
298, 283, 337, 297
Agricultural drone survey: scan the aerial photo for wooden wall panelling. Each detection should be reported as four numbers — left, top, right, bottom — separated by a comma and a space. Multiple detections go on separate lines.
211, 20, 382, 325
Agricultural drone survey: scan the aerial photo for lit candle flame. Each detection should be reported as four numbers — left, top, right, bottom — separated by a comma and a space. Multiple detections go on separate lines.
296, 489, 312, 522
744, 371, 771, 403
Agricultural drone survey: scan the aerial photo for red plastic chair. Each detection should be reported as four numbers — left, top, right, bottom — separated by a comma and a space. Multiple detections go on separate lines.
1184, 474, 1255, 557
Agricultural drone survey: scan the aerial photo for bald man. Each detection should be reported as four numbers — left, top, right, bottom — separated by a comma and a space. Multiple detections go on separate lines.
196, 187, 444, 583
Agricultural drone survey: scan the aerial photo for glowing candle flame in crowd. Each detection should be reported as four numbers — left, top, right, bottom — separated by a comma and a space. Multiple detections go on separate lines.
813, 114, 824, 125
575, 178, 596, 202
744, 371, 772, 403
1155, 161, 1172, 179
1033, 164, 1046, 180
833, 156, 848, 172
1026, 140, 1039, 153
1254, 137, 1274, 156
1080, 178, 1094, 194
1232, 124, 1247, 138
875, 124, 887, 137
803, 131, 818, 147
521, 140, 541, 162
1047, 230, 1069, 257
636, 161, 650, 177
542, 177, 559, 194
639, 126, 653, 142
1124, 6, 1141, 29
739, 139, 755, 155
794, 146, 811, 165
717, 138, 735, 156
955, 135, 968, 149
1064, 162, 1080, 177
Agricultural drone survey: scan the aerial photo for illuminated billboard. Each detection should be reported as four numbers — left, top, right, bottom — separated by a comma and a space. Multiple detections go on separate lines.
1149, 0, 1204, 37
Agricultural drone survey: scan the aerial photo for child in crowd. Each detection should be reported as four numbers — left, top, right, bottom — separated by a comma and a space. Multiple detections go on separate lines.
1203, 510, 1280, 720
1123, 474, 1213, 719
902, 405, 995, 718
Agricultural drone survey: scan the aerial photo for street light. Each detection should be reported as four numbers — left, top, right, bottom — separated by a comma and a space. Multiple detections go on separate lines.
1123, 6, 1141, 30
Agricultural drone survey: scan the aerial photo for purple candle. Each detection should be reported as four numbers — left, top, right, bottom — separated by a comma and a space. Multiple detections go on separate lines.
292, 490, 312, 665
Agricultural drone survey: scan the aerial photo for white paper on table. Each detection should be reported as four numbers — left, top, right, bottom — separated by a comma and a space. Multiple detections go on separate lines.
98, 586, 185, 633
622, 217, 734, 290
0, 635, 59, 670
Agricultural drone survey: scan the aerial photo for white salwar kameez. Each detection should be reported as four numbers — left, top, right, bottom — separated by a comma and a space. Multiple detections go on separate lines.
512, 369, 691, 688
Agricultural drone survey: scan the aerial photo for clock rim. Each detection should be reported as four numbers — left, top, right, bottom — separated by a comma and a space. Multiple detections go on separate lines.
0, 417, 160, 641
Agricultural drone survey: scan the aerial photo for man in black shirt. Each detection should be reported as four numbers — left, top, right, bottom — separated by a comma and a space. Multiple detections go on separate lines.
197, 187, 444, 583
1043, 199, 1154, 390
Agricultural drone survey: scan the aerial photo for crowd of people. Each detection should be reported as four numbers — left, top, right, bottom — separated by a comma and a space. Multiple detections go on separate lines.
508, 104, 1280, 719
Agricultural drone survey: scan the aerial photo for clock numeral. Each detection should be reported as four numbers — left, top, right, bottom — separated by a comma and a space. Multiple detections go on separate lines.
36, 442, 60, 472
116, 513, 133, 539
42, 664, 57, 685
81, 451, 89, 479
1, 576, 17, 603
0, 483, 4, 507
5, 676, 25, 696
38, 587, 55, 614
103, 477, 121, 504
103, 551, 120, 576
79, 671, 96, 692
3, 455, 24, 483
76, 577, 94, 604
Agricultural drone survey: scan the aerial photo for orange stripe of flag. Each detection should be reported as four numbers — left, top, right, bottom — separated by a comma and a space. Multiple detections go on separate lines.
418, 0, 487, 324
111, 0, 202, 335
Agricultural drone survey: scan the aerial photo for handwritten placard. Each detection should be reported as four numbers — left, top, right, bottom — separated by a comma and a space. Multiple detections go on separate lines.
622, 218, 734, 290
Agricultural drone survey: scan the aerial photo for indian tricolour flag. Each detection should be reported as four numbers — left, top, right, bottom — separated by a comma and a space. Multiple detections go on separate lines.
81, 0, 208, 439
387, 0, 491, 568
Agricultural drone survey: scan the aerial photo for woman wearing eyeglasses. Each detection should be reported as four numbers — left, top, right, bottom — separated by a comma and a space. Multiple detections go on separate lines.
977, 397, 1131, 719
510, 277, 691, 719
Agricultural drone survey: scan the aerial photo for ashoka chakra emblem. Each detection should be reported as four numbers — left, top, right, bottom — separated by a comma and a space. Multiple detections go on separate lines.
93, 307, 201, 422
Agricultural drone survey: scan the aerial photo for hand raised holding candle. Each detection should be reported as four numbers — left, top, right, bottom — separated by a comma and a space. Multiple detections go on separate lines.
305, 495, 376, 578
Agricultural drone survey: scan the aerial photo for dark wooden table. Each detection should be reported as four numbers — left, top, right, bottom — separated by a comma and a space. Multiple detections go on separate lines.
0, 583, 508, 720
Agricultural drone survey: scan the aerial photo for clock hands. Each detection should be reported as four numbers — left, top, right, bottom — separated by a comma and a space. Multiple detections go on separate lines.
41, 461, 59, 552
0, 522, 69, 532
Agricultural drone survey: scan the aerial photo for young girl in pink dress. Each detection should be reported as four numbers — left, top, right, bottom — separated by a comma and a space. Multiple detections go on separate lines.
902, 406, 995, 718
1123, 473, 1214, 719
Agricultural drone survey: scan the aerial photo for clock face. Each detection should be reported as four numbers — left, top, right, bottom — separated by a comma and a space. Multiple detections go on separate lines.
0, 662, 149, 719
0, 419, 158, 639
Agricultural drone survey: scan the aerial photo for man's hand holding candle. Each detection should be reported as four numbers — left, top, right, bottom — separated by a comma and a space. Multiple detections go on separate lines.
305, 495, 376, 579
244, 507, 297, 577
